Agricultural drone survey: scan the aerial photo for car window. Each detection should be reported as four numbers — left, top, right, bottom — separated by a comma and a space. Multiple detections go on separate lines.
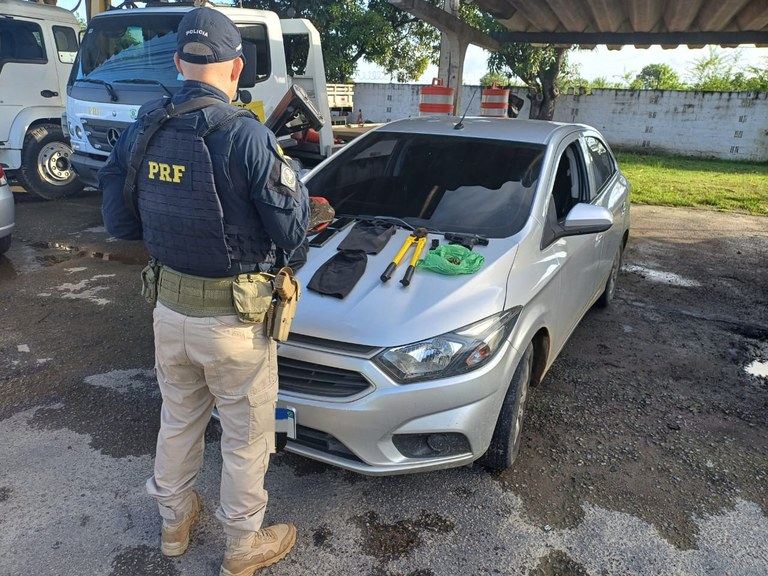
53, 26, 78, 64
583, 136, 615, 197
0, 20, 47, 64
549, 143, 584, 220
306, 132, 544, 238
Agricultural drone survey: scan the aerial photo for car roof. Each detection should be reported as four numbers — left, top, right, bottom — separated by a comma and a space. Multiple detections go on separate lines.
374, 116, 585, 146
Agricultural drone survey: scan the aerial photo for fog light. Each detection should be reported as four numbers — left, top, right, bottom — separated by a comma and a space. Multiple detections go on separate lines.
393, 433, 471, 458
75, 126, 82, 138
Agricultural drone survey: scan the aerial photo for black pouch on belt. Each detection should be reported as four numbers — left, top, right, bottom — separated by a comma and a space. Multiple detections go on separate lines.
232, 273, 275, 323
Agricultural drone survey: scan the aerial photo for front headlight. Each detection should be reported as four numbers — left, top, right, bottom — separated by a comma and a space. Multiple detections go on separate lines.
375, 308, 521, 384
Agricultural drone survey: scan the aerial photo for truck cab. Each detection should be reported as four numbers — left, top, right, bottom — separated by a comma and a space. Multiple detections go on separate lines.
0, 0, 83, 199
65, 4, 334, 188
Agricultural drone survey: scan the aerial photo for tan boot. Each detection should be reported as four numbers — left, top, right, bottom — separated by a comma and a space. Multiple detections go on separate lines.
160, 491, 201, 557
220, 523, 297, 576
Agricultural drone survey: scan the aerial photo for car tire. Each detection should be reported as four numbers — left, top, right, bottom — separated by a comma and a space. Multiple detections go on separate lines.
480, 342, 534, 470
17, 124, 83, 200
0, 234, 11, 255
596, 244, 624, 308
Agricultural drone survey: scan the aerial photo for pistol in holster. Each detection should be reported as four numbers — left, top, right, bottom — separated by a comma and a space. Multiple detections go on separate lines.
140, 258, 161, 305
266, 267, 301, 342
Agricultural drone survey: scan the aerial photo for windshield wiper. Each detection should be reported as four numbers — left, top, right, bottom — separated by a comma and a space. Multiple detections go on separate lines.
114, 78, 173, 97
356, 215, 415, 231
77, 78, 118, 102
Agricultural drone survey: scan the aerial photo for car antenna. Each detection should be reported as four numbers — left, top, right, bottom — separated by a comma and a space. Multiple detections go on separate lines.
454, 87, 478, 131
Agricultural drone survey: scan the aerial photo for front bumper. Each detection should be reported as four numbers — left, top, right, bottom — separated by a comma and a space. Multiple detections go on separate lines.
276, 334, 522, 475
71, 153, 105, 189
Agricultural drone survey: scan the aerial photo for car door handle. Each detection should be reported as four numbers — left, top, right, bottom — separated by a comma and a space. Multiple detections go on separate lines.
41, 90, 59, 98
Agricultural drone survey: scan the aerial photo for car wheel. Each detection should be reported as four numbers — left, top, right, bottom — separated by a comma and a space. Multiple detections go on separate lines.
480, 342, 534, 470
596, 244, 624, 308
0, 234, 11, 255
17, 124, 83, 200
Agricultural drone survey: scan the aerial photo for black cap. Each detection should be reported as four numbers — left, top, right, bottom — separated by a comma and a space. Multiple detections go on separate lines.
176, 7, 242, 64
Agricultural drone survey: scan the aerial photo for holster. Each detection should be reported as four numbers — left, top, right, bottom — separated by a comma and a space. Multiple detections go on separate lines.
266, 267, 301, 342
140, 258, 161, 305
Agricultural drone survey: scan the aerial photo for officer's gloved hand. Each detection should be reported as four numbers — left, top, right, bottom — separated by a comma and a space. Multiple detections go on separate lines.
307, 197, 335, 236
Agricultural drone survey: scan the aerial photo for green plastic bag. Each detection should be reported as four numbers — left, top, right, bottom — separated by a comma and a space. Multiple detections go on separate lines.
417, 244, 485, 275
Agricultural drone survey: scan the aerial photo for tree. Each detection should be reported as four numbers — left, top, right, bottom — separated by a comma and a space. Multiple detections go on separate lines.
479, 71, 512, 87
241, 0, 440, 83
685, 49, 768, 91
590, 77, 625, 89
630, 63, 684, 90
743, 62, 768, 91
488, 43, 570, 120
686, 47, 742, 91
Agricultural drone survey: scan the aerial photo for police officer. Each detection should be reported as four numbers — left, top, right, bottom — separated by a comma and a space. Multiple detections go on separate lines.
99, 8, 309, 575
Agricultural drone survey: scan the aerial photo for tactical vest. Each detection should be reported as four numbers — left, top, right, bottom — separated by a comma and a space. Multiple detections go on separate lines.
128, 98, 270, 276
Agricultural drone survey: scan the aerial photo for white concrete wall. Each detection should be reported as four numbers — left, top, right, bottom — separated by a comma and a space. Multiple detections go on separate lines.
353, 83, 768, 161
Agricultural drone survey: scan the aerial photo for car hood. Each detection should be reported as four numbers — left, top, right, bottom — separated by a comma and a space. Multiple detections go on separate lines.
291, 227, 519, 348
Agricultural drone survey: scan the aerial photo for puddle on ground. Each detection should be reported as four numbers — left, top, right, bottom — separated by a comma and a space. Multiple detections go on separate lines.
623, 264, 701, 287
5, 241, 146, 276
746, 359, 768, 378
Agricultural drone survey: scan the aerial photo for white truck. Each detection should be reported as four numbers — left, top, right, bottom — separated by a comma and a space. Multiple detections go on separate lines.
0, 0, 83, 199
327, 83, 354, 125
64, 3, 336, 188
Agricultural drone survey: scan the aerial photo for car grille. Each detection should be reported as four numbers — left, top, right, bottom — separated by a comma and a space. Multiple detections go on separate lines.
291, 425, 363, 462
278, 357, 372, 397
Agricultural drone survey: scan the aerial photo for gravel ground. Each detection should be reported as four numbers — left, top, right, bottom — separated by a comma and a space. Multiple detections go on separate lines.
0, 193, 766, 575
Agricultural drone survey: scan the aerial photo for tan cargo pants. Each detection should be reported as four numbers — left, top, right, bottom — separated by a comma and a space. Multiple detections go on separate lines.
146, 302, 277, 536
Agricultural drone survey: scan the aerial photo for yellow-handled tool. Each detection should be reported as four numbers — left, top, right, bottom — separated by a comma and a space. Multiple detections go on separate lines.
380, 227, 428, 286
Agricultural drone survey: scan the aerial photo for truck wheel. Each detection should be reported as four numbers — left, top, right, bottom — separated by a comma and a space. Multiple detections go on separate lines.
17, 124, 83, 200
480, 342, 534, 470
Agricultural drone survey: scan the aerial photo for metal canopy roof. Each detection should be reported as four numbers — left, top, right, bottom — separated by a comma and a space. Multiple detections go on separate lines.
474, 0, 768, 48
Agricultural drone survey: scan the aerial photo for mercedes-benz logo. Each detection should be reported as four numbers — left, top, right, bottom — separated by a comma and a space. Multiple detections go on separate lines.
106, 128, 121, 147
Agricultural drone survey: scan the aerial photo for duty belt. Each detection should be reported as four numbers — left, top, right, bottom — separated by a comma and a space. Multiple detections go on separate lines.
157, 267, 237, 317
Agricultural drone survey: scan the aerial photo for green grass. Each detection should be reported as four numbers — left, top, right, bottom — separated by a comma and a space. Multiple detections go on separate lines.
615, 152, 768, 216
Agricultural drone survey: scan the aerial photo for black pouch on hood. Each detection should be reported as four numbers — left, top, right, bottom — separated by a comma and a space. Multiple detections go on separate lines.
307, 249, 367, 299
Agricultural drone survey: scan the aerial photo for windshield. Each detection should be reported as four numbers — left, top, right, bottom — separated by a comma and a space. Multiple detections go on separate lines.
70, 14, 183, 88
306, 132, 544, 238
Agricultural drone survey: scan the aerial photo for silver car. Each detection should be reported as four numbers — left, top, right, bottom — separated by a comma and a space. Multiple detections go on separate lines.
0, 165, 14, 255
277, 117, 630, 475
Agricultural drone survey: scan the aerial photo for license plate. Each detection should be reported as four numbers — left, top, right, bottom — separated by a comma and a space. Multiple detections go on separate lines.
275, 407, 296, 440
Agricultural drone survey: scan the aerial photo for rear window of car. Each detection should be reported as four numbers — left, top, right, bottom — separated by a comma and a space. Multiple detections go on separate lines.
306, 132, 544, 238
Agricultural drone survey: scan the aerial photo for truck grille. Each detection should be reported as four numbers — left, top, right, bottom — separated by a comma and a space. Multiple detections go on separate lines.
82, 118, 129, 153
278, 357, 372, 397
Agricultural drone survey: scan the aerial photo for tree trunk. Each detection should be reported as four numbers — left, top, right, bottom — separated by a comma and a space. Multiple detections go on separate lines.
527, 47, 567, 120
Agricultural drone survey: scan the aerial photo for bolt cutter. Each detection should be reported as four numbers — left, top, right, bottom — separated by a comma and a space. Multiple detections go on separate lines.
380, 227, 428, 286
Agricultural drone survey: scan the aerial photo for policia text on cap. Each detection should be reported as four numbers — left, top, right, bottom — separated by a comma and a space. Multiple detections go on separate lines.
98, 7, 308, 575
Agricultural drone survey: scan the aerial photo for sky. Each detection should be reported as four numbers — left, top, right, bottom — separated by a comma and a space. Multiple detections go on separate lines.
56, 0, 767, 87
354, 44, 768, 85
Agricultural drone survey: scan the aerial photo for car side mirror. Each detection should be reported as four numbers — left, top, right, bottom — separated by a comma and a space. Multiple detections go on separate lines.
562, 203, 613, 235
541, 202, 613, 249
